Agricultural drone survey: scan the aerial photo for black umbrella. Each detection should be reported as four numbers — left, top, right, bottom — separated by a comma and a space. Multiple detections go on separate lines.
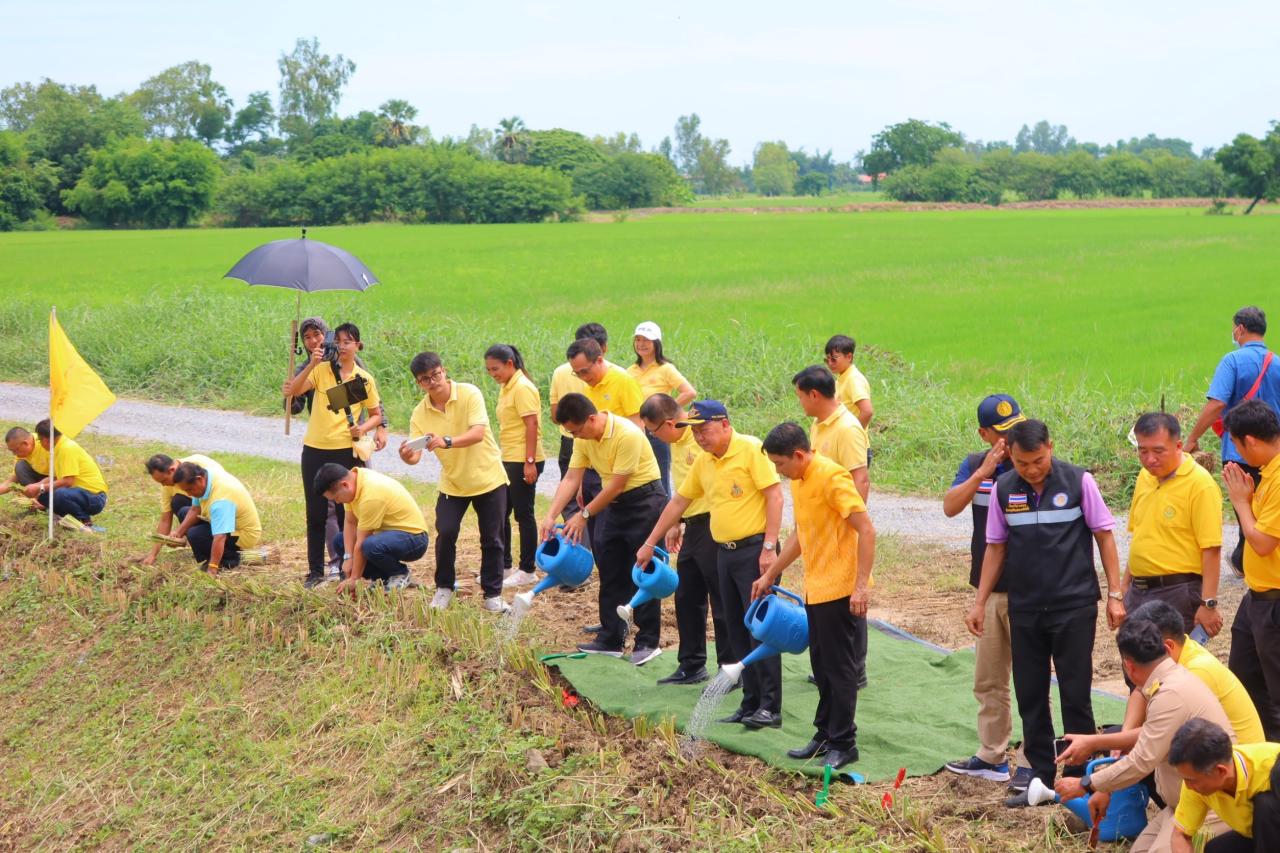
224, 228, 381, 434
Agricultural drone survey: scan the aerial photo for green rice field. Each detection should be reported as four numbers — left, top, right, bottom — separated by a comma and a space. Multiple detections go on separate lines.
1, 206, 1276, 498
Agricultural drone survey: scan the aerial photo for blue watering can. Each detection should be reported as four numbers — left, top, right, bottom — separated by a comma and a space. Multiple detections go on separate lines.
616, 546, 678, 625
719, 585, 809, 682
1026, 757, 1148, 841
514, 526, 594, 610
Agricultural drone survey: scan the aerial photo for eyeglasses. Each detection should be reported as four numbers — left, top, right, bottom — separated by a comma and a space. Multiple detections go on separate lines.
823, 353, 840, 363
417, 370, 446, 384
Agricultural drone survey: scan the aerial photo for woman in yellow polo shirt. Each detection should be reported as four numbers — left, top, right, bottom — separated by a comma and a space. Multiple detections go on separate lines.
485, 343, 545, 587
284, 322, 386, 588
628, 321, 697, 495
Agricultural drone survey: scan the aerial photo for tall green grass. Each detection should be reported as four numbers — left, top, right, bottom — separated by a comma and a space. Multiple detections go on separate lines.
0, 208, 1274, 500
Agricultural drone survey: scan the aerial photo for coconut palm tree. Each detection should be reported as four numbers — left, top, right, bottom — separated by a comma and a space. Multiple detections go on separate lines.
496, 116, 528, 163
376, 99, 419, 147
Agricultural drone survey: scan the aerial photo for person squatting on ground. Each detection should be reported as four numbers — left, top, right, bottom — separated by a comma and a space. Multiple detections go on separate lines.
944, 394, 1030, 789
29, 418, 108, 531
141, 453, 224, 566
1185, 307, 1280, 574
169, 461, 262, 575
1169, 718, 1280, 853
637, 400, 785, 730
639, 393, 731, 686
540, 393, 665, 665
484, 344, 545, 589
0, 426, 48, 497
1126, 600, 1264, 747
964, 418, 1126, 806
400, 351, 509, 613
627, 321, 697, 495
1055, 618, 1236, 852
1221, 399, 1280, 740
755, 421, 876, 770
315, 463, 431, 594
1123, 412, 1224, 640
284, 322, 385, 588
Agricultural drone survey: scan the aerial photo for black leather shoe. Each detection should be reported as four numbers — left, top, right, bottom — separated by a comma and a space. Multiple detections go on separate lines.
824, 747, 859, 769
741, 709, 783, 729
302, 574, 324, 589
658, 667, 709, 685
718, 708, 749, 724
786, 739, 829, 759
581, 624, 603, 634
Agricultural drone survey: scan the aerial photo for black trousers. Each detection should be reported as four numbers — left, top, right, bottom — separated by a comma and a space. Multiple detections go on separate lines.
435, 486, 507, 598
719, 541, 783, 715
557, 436, 582, 521
14, 460, 41, 486
807, 598, 861, 750
502, 461, 544, 572
1010, 603, 1097, 785
674, 513, 733, 672
595, 482, 665, 649
301, 445, 364, 577
177, 506, 241, 567
580, 468, 603, 552
1231, 462, 1264, 575
169, 494, 192, 515
1229, 592, 1280, 740
853, 615, 869, 687
1206, 762, 1280, 851
648, 433, 671, 496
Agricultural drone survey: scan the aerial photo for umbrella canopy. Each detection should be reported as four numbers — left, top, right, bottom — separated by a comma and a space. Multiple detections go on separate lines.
224, 230, 379, 292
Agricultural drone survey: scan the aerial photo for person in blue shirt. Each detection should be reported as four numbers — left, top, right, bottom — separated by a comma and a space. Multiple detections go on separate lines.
1187, 306, 1280, 573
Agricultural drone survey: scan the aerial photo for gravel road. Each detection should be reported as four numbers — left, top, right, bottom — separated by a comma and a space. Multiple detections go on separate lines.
2, 381, 1237, 564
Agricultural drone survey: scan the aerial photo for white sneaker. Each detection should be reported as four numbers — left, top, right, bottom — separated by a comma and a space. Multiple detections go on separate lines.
482, 596, 511, 614
430, 588, 455, 610
502, 570, 538, 588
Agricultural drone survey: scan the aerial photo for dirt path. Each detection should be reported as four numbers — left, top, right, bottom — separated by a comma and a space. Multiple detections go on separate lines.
0, 381, 1238, 562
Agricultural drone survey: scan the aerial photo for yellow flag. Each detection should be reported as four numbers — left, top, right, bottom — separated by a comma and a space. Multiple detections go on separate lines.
49, 310, 115, 438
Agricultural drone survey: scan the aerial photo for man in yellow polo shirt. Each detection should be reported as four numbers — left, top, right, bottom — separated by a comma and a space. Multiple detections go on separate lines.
29, 418, 107, 531
638, 400, 784, 729
1169, 718, 1280, 852
639, 394, 732, 685
315, 463, 431, 593
824, 334, 873, 429
400, 351, 509, 613
549, 323, 609, 524
1124, 412, 1225, 640
141, 452, 225, 566
0, 426, 48, 498
754, 422, 876, 769
540, 393, 665, 664
1224, 400, 1280, 740
171, 461, 261, 575
1134, 600, 1265, 745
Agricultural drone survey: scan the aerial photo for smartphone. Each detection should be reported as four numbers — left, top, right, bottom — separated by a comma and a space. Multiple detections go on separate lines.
403, 434, 433, 453
1190, 625, 1210, 645
1053, 737, 1070, 760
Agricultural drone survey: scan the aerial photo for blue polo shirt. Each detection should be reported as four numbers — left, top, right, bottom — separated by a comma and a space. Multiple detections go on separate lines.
1208, 341, 1280, 463
191, 471, 237, 536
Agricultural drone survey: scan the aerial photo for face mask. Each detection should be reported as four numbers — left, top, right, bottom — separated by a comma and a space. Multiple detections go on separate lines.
1231, 332, 1240, 348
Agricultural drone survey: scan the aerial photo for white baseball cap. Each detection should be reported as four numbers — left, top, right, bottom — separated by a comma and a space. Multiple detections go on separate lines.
634, 321, 662, 341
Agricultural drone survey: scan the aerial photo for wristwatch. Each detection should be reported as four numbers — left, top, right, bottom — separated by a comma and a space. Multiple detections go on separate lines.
1080, 774, 1094, 794
763, 540, 776, 551
443, 436, 453, 449
1107, 591, 1124, 601
1203, 598, 1219, 609
580, 507, 591, 520
526, 456, 535, 464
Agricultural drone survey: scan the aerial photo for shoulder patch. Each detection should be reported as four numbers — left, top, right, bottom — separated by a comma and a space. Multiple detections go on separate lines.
1052, 492, 1068, 508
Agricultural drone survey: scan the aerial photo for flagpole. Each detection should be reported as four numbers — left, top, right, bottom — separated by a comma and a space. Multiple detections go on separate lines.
48, 307, 56, 542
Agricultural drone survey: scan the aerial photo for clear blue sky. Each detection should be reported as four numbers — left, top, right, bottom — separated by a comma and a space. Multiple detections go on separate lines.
3, 0, 1275, 164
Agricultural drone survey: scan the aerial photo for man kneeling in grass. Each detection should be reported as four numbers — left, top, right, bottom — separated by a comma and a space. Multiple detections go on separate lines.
314, 463, 430, 594
0, 427, 49, 500
755, 421, 876, 770
25, 419, 108, 531
171, 462, 262, 576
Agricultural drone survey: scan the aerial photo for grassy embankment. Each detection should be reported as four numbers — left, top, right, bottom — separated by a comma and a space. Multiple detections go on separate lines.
1, 207, 1278, 502
0, 434, 1101, 851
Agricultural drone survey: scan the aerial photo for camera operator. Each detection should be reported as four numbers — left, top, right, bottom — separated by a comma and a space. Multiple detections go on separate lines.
285, 322, 386, 588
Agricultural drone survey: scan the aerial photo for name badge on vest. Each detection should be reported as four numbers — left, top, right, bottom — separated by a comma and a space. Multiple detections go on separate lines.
1007, 493, 1029, 513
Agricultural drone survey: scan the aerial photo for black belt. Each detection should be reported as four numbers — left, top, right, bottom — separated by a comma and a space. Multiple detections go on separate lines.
717, 533, 764, 551
1250, 588, 1280, 601
683, 512, 710, 525
614, 480, 666, 504
1131, 573, 1200, 591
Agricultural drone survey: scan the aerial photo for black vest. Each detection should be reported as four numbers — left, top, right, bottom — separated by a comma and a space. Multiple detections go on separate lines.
965, 450, 1010, 592
995, 459, 1100, 613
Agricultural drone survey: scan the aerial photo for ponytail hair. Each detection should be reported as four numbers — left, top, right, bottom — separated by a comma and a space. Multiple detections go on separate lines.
485, 343, 531, 380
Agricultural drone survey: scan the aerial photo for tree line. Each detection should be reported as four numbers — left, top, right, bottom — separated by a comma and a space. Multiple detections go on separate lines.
1, 38, 1278, 230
